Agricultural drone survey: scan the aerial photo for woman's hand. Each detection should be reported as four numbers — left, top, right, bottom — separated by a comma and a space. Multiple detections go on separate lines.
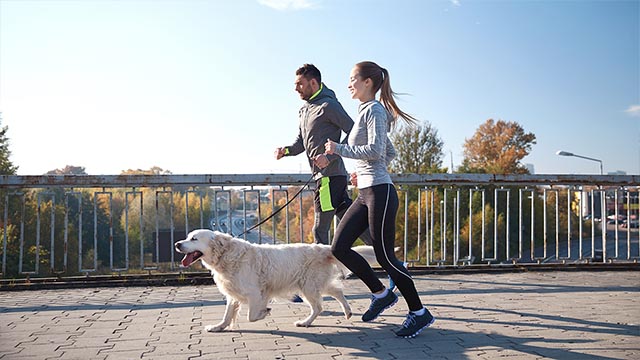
324, 139, 337, 155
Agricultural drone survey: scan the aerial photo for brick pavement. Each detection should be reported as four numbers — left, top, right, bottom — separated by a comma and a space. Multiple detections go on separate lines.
1, 271, 638, 359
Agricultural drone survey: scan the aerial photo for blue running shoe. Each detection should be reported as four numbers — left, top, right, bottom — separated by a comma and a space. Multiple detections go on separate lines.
389, 262, 408, 292
362, 290, 398, 322
290, 294, 304, 303
388, 276, 396, 292
395, 309, 435, 338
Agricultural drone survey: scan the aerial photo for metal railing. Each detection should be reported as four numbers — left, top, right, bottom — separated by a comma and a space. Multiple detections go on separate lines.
0, 173, 638, 279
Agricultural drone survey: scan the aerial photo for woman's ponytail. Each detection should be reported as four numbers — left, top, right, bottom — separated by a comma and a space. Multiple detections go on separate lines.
356, 61, 417, 129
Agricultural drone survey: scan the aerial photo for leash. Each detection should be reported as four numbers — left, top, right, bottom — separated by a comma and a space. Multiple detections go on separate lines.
232, 172, 317, 238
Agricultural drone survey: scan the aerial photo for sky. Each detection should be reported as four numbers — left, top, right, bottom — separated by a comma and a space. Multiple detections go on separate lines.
1, 0, 638, 176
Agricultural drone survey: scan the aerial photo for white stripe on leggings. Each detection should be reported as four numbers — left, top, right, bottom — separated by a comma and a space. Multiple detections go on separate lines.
381, 184, 412, 283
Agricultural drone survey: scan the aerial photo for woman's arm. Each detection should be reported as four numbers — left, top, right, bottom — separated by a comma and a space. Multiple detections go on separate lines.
331, 104, 388, 160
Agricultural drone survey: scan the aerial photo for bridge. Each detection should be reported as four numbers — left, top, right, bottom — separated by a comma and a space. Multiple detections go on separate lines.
0, 173, 637, 280
0, 173, 638, 359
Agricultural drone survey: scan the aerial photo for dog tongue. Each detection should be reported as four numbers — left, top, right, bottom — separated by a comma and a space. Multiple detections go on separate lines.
181, 253, 196, 267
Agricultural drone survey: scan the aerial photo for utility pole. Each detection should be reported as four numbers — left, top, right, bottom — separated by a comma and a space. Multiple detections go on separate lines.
450, 150, 454, 173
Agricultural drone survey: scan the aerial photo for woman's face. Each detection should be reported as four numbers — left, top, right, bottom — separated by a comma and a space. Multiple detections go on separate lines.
348, 67, 372, 102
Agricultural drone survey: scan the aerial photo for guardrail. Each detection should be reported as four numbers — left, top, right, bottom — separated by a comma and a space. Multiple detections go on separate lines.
0, 173, 638, 279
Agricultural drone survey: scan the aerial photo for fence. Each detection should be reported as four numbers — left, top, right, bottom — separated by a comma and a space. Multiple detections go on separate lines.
0, 173, 638, 279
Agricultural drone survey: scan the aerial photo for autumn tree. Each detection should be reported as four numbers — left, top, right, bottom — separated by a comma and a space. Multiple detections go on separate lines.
389, 122, 446, 174
456, 120, 537, 263
46, 165, 87, 175
261, 187, 315, 244
460, 119, 536, 174
386, 122, 447, 261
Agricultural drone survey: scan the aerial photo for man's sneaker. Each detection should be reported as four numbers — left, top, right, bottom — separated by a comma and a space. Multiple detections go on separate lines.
362, 290, 398, 322
395, 309, 435, 338
290, 294, 304, 303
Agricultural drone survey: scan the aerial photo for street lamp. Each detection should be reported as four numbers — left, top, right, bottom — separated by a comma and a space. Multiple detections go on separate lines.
556, 150, 603, 175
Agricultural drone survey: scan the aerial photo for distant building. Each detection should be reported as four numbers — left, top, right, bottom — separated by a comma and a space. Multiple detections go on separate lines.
607, 170, 627, 175
525, 163, 535, 174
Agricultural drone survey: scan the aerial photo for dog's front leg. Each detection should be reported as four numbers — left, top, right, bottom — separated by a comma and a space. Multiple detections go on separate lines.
206, 297, 240, 332
247, 294, 271, 322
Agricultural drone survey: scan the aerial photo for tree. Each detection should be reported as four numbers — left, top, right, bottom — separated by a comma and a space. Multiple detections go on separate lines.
0, 116, 21, 275
456, 119, 537, 263
46, 165, 87, 175
389, 122, 446, 174
262, 187, 315, 244
385, 122, 446, 261
0, 115, 18, 175
460, 119, 536, 174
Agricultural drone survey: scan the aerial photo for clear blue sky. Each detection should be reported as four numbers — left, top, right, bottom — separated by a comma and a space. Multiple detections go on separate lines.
1, 0, 638, 175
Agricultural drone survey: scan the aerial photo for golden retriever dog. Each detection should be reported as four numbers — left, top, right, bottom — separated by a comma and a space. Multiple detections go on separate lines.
175, 229, 377, 332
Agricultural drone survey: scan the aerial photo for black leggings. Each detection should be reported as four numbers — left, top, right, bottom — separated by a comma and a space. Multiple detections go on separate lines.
331, 183, 423, 311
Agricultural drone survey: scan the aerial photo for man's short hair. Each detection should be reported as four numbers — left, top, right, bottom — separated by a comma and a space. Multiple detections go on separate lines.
296, 64, 321, 84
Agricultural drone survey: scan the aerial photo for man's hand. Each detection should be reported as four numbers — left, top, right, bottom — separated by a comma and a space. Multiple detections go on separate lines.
313, 154, 329, 169
350, 172, 358, 186
275, 147, 286, 160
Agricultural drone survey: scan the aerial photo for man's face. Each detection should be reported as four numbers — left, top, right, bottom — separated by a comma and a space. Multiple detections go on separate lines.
295, 75, 315, 100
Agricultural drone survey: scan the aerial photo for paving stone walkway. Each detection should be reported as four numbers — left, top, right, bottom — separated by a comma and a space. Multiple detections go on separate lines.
1, 271, 639, 359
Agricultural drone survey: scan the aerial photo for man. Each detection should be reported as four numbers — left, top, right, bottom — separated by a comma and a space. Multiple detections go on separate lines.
275, 63, 373, 247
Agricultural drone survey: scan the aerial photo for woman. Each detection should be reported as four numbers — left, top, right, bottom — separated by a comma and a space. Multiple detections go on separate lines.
325, 61, 435, 338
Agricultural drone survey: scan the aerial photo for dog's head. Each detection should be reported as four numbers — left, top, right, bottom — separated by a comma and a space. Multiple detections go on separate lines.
175, 229, 231, 267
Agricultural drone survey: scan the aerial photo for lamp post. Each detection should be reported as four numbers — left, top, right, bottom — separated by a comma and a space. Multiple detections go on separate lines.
556, 150, 603, 175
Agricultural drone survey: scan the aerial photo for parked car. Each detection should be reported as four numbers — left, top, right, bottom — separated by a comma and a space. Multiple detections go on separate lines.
607, 215, 626, 224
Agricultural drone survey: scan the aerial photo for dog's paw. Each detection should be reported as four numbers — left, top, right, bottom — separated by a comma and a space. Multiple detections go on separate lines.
260, 307, 272, 319
248, 307, 272, 322
345, 311, 352, 320
205, 324, 227, 332
294, 320, 312, 327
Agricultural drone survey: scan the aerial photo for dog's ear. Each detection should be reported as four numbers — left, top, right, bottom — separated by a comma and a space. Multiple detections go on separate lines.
208, 231, 229, 258
205, 232, 237, 270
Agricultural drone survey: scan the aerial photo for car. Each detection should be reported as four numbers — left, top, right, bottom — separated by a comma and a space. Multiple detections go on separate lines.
607, 216, 626, 224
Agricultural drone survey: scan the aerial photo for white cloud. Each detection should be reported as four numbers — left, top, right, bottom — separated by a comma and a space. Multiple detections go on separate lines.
258, 0, 319, 11
625, 104, 640, 117
451, 0, 462, 6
